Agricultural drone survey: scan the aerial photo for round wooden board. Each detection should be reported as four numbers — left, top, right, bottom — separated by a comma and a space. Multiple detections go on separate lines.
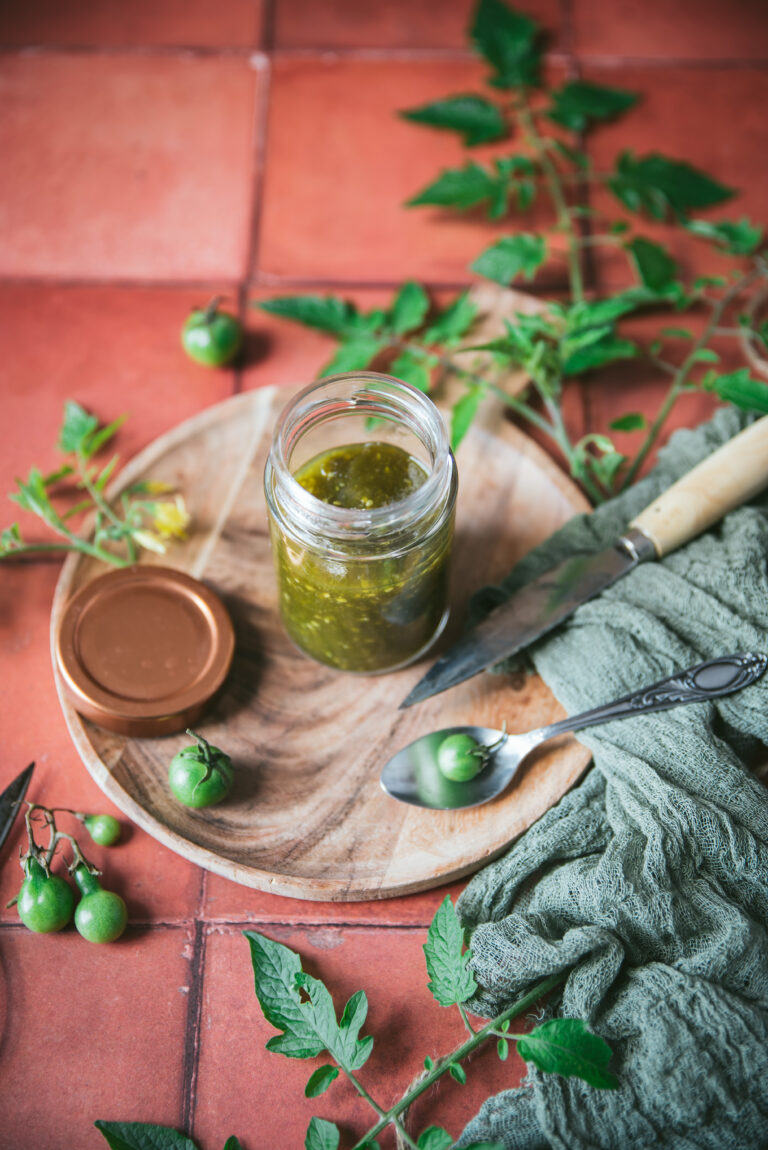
51, 387, 592, 901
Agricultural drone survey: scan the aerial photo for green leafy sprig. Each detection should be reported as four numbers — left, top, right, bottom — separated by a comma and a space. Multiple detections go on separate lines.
254, 0, 768, 504
1, 401, 190, 567
95, 898, 616, 1150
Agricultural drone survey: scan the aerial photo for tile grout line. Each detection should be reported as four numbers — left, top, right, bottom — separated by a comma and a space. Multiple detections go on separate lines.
0, 273, 569, 293
233, 283, 247, 397
262, 0, 277, 53
558, 0, 575, 60
199, 918, 435, 933
183, 863, 210, 1133
0, 44, 765, 68
181, 868, 209, 1135
244, 52, 273, 286
562, 0, 598, 445
0, 916, 436, 932
232, 27, 273, 398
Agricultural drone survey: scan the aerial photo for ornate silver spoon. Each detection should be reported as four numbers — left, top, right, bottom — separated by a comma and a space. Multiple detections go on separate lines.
380, 653, 767, 810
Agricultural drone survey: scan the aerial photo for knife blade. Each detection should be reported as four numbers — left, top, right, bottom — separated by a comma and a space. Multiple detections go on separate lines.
0, 762, 35, 854
401, 414, 768, 708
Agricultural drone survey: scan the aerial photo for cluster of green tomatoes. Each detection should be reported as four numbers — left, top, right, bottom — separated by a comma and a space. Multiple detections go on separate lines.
11, 732, 232, 944
11, 806, 127, 943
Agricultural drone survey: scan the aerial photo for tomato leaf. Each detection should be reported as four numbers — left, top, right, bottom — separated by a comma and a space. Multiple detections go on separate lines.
684, 216, 764, 255
497, 1037, 510, 1060
417, 1126, 453, 1150
94, 1122, 199, 1150
319, 336, 386, 377
451, 386, 484, 451
258, 295, 358, 337
391, 351, 432, 393
10, 467, 68, 530
0, 523, 23, 555
291, 972, 374, 1071
690, 348, 720, 364
222, 1140, 243, 1150
245, 931, 326, 1059
423, 895, 477, 1006
86, 414, 128, 458
625, 237, 677, 293
390, 282, 430, 334
470, 0, 542, 89
305, 1065, 340, 1098
406, 162, 502, 214
547, 81, 638, 132
94, 454, 119, 492
708, 369, 768, 414
401, 95, 507, 146
517, 1018, 619, 1089
471, 234, 547, 284
609, 151, 734, 219
449, 1062, 467, 1084
610, 412, 646, 432
408, 157, 535, 219
423, 291, 478, 345
58, 400, 100, 455
562, 333, 637, 375
305, 1117, 340, 1150
565, 290, 650, 331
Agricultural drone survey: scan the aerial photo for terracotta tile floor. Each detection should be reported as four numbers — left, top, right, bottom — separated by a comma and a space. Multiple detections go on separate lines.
0, 2, 765, 1148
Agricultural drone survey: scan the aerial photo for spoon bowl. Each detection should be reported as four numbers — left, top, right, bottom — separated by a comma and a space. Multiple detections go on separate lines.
380, 725, 531, 810
380, 652, 768, 811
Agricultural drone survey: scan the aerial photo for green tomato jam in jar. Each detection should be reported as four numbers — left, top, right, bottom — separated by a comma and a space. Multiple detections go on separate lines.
264, 373, 458, 674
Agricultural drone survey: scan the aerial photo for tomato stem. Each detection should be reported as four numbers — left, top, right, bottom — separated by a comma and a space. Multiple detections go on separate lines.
202, 295, 223, 325
72, 862, 101, 897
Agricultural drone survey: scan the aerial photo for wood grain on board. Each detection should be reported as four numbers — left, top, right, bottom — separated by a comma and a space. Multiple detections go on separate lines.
51, 384, 592, 901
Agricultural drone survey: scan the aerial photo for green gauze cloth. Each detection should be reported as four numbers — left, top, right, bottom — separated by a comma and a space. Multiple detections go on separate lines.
455, 407, 768, 1150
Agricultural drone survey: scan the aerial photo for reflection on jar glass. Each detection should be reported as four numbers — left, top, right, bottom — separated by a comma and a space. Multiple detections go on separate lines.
264, 372, 458, 674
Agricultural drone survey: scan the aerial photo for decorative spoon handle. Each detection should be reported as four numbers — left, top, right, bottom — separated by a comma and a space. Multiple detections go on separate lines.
533, 653, 767, 743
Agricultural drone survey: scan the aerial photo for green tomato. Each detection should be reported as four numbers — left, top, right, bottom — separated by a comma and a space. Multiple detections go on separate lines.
181, 298, 242, 367
168, 729, 234, 808
437, 733, 488, 782
73, 866, 128, 944
84, 814, 121, 847
17, 857, 75, 933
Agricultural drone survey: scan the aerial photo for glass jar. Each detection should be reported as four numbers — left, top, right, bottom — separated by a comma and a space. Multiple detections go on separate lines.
264, 372, 458, 674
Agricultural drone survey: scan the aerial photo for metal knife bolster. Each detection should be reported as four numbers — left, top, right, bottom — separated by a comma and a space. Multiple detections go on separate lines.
618, 527, 658, 564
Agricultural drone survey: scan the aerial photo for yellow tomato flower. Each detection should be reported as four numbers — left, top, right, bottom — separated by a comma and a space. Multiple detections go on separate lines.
151, 495, 191, 540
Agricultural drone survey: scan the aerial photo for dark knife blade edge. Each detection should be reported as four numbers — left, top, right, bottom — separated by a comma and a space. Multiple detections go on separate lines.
400, 530, 656, 709
0, 762, 35, 854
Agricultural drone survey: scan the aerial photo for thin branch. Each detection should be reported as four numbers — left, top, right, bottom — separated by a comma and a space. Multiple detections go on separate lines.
351, 972, 566, 1150
517, 101, 584, 303
621, 266, 764, 489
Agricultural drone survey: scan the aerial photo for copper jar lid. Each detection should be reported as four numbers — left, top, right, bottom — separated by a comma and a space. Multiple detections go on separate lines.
55, 566, 235, 737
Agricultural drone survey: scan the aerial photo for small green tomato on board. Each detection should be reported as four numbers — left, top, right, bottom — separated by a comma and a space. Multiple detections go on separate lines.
168, 729, 234, 809
16, 856, 75, 934
437, 724, 508, 782
181, 296, 243, 367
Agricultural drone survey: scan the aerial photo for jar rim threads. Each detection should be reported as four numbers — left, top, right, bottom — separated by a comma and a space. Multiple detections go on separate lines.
265, 372, 454, 549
